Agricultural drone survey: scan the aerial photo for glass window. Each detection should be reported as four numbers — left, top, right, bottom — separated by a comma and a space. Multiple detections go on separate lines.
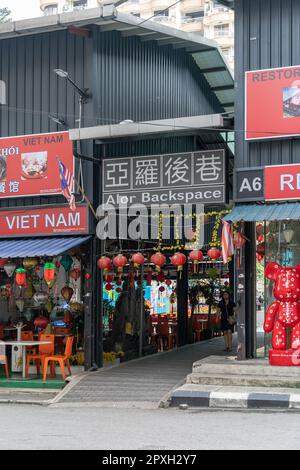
44, 4, 58, 16
214, 23, 229, 37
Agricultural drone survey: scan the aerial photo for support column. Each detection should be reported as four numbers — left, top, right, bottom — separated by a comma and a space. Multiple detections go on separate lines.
176, 261, 189, 347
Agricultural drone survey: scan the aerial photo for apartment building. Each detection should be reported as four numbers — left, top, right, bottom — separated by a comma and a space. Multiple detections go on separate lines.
40, 0, 234, 69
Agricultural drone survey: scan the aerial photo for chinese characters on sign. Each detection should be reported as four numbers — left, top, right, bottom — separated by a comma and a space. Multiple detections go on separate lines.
0, 132, 74, 198
103, 151, 225, 206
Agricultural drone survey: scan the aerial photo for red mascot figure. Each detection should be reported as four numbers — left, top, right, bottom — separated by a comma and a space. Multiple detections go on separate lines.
264, 262, 300, 366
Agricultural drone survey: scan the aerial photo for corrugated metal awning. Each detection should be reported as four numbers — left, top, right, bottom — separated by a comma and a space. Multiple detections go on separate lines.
0, 236, 91, 258
223, 203, 300, 222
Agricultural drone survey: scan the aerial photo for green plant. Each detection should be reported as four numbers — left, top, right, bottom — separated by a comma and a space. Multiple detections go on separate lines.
0, 7, 11, 23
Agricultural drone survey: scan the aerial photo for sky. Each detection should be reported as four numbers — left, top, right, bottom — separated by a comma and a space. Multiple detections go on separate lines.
0, 0, 42, 21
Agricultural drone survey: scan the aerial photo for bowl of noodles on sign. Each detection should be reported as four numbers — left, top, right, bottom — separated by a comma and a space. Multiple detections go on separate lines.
21, 151, 48, 180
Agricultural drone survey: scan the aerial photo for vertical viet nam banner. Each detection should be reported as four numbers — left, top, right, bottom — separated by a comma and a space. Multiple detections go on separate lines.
246, 65, 300, 140
0, 131, 74, 198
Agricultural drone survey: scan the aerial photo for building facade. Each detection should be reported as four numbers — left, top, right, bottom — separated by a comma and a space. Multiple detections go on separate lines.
0, 9, 233, 369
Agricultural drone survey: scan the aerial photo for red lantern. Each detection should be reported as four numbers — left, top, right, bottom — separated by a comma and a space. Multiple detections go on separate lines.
61, 286, 74, 303
97, 256, 112, 273
106, 275, 114, 284
70, 267, 81, 281
257, 234, 264, 243
131, 253, 145, 268
85, 273, 91, 280
166, 279, 172, 287
44, 262, 56, 288
171, 253, 187, 278
189, 250, 203, 273
113, 255, 128, 275
159, 286, 165, 293
151, 253, 166, 272
105, 283, 113, 291
207, 248, 222, 260
234, 232, 246, 249
15, 268, 26, 287
116, 287, 122, 294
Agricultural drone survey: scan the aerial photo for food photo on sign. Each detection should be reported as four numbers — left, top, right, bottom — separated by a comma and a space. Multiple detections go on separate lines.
0, 132, 74, 197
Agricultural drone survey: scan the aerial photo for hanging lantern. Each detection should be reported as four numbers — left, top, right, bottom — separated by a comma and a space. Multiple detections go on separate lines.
157, 270, 166, 283
34, 316, 49, 331
116, 287, 122, 294
0, 258, 8, 269
106, 275, 114, 284
166, 279, 172, 287
159, 286, 165, 293
4, 261, 17, 278
23, 258, 38, 270
171, 252, 187, 276
151, 252, 166, 272
33, 291, 49, 306
97, 256, 113, 280
207, 248, 222, 260
85, 273, 91, 280
16, 268, 26, 287
70, 267, 81, 281
16, 299, 25, 313
113, 255, 128, 275
60, 255, 73, 272
131, 253, 145, 268
43, 262, 56, 287
45, 298, 54, 314
24, 282, 34, 300
189, 250, 204, 273
61, 286, 74, 303
0, 285, 10, 300
69, 302, 83, 313
105, 283, 113, 291
116, 278, 123, 287
234, 232, 247, 268
256, 243, 265, 257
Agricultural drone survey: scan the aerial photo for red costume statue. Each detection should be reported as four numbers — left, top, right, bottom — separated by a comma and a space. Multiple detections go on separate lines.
264, 262, 300, 366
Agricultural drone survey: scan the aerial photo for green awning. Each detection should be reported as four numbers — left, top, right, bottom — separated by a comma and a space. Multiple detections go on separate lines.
223, 203, 300, 222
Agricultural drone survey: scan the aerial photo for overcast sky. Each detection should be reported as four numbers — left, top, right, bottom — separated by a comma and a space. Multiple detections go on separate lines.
0, 0, 41, 20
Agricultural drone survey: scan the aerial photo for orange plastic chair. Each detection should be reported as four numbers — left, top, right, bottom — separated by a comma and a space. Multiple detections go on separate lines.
43, 336, 74, 382
21, 331, 36, 355
26, 334, 55, 377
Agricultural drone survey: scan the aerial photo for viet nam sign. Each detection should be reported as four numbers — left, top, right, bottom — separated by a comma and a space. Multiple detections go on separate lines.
0, 131, 74, 198
0, 205, 89, 237
102, 151, 225, 206
246, 65, 300, 140
265, 164, 300, 201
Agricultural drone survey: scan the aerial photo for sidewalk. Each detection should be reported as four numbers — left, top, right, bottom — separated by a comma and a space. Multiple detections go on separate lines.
52, 336, 233, 408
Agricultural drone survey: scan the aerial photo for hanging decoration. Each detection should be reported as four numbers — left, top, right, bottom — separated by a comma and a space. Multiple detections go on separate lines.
23, 258, 38, 271
105, 283, 113, 291
170, 252, 187, 278
24, 282, 34, 300
0, 285, 10, 300
131, 253, 145, 269
189, 250, 203, 273
207, 248, 222, 260
151, 252, 166, 272
16, 299, 25, 313
60, 255, 73, 272
4, 261, 17, 278
43, 262, 56, 288
113, 255, 128, 276
61, 286, 74, 303
0, 258, 8, 269
15, 268, 26, 287
234, 231, 247, 267
70, 267, 81, 281
34, 316, 49, 332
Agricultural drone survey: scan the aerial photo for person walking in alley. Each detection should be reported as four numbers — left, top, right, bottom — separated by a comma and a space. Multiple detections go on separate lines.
217, 291, 237, 352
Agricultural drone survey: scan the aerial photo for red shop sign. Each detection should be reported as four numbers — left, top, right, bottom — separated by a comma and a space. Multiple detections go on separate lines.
265, 164, 300, 201
246, 65, 300, 140
0, 131, 73, 198
0, 205, 89, 237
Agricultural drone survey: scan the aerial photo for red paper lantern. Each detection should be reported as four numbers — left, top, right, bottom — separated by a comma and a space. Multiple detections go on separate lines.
189, 250, 203, 272
44, 263, 56, 288
171, 252, 187, 273
97, 256, 112, 272
207, 248, 222, 260
15, 268, 26, 287
151, 253, 166, 272
131, 253, 145, 268
113, 255, 128, 274
105, 283, 113, 291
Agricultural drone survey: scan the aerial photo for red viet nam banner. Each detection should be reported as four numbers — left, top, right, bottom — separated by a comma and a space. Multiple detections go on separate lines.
246, 65, 300, 140
265, 164, 300, 201
0, 131, 73, 198
0, 205, 89, 237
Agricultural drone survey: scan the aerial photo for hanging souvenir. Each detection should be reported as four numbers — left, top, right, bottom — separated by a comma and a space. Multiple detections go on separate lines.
4, 261, 17, 278
33, 291, 49, 306
61, 286, 74, 303
45, 298, 54, 314
60, 255, 73, 272
207, 248, 222, 260
70, 302, 83, 313
0, 285, 10, 300
234, 232, 247, 267
170, 252, 187, 278
43, 262, 56, 288
16, 268, 26, 287
113, 255, 128, 276
23, 258, 38, 271
70, 267, 81, 281
35, 265, 44, 281
189, 250, 204, 273
97, 256, 113, 279
24, 282, 34, 299
0, 258, 8, 269
16, 299, 25, 313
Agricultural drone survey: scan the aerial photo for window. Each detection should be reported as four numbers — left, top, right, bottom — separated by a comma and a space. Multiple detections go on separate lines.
186, 11, 204, 19
44, 4, 58, 16
73, 0, 88, 11
153, 10, 169, 17
214, 23, 229, 37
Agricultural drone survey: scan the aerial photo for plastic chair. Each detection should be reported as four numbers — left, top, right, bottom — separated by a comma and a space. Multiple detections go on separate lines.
21, 331, 36, 355
43, 336, 74, 382
0, 341, 9, 378
157, 318, 175, 351
26, 334, 55, 377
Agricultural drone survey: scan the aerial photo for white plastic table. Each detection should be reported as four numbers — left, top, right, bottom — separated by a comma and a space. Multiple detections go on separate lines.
4, 341, 51, 379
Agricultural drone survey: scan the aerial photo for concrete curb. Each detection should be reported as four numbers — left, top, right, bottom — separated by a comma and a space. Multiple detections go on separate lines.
170, 387, 300, 409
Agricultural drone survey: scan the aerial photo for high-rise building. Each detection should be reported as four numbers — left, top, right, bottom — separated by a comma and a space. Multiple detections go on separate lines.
39, 0, 234, 70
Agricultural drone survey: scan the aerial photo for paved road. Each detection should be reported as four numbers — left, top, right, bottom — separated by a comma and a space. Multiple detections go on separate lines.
0, 404, 299, 450
58, 336, 235, 406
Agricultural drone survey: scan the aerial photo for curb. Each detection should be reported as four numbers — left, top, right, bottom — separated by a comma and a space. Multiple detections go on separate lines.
170, 389, 300, 409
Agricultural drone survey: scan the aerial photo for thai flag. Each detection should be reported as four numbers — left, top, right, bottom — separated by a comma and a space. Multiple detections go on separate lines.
221, 220, 234, 264
58, 160, 76, 212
